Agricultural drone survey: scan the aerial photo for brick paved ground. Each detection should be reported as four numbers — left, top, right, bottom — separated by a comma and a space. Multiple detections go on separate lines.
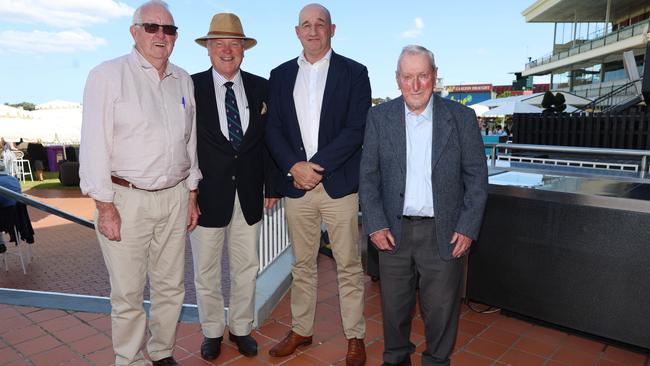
1, 256, 648, 365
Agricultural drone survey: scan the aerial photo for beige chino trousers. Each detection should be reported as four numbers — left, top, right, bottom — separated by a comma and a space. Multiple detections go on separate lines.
285, 184, 365, 339
190, 192, 261, 338
96, 182, 188, 366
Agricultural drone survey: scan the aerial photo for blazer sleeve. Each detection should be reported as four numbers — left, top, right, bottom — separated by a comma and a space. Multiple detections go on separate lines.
309, 64, 371, 175
454, 107, 488, 240
265, 68, 302, 176
359, 107, 390, 236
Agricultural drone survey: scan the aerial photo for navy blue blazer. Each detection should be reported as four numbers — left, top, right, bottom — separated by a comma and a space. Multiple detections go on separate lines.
265, 51, 371, 199
193, 68, 280, 227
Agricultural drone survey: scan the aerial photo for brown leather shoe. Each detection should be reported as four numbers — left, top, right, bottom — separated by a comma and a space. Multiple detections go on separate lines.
268, 330, 312, 357
346, 338, 366, 366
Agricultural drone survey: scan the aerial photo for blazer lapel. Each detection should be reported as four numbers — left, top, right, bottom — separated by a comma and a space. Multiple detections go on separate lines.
387, 97, 407, 176
431, 94, 452, 169
319, 51, 341, 123
201, 68, 229, 144
240, 71, 258, 144
285, 61, 300, 131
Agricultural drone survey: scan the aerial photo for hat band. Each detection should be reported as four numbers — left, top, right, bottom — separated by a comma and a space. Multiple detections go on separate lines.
207, 30, 246, 37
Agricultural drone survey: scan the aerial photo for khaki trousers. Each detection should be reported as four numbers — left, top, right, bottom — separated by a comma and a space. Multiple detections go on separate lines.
190, 192, 260, 337
285, 184, 365, 339
96, 182, 188, 366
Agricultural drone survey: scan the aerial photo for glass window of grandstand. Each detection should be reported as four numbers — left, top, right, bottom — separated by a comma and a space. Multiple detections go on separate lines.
552, 71, 570, 90
572, 65, 601, 87
603, 61, 626, 82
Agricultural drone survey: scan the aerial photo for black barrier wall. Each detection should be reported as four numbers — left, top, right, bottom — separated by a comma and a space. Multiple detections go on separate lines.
512, 112, 650, 149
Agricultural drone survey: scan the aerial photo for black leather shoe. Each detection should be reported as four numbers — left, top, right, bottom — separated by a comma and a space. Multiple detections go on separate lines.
200, 336, 223, 360
152, 357, 179, 366
382, 357, 411, 366
229, 333, 258, 357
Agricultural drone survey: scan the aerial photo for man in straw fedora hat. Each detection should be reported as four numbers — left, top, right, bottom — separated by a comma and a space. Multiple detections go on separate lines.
190, 12, 281, 361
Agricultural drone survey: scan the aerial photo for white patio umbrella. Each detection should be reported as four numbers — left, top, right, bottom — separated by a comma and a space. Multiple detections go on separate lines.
469, 104, 490, 117
482, 102, 543, 116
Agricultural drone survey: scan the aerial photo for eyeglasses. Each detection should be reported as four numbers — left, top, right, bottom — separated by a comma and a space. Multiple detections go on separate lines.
135, 23, 178, 36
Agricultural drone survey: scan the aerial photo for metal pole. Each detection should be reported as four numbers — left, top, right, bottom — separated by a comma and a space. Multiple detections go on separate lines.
491, 145, 497, 167
640, 156, 647, 179
605, 0, 612, 34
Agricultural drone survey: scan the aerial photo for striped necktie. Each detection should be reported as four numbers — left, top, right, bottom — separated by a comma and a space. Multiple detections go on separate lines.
224, 81, 243, 150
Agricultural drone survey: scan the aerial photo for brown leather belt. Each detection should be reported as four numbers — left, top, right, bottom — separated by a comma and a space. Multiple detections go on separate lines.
111, 176, 167, 192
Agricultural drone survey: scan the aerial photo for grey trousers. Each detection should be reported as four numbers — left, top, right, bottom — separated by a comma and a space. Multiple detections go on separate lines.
378, 218, 464, 366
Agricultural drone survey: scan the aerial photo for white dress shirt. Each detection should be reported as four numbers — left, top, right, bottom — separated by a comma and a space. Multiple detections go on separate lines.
403, 97, 434, 217
293, 49, 332, 160
211, 68, 250, 139
79, 47, 202, 202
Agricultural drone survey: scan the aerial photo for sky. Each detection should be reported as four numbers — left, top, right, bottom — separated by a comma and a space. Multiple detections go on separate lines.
0, 0, 556, 104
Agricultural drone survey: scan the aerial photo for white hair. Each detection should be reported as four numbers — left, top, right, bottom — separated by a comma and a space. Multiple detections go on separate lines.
396, 45, 436, 74
132, 0, 172, 25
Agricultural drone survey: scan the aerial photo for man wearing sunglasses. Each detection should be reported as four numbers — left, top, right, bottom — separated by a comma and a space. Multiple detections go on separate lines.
79, 1, 201, 365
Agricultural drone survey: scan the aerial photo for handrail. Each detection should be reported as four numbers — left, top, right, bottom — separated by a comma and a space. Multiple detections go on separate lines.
485, 143, 650, 178
574, 77, 642, 112
0, 185, 94, 229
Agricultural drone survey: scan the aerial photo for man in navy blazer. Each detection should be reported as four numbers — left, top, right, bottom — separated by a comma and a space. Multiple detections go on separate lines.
265, 4, 370, 366
190, 13, 280, 362
360, 45, 488, 366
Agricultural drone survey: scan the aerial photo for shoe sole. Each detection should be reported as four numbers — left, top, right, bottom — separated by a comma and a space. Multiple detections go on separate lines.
268, 339, 312, 357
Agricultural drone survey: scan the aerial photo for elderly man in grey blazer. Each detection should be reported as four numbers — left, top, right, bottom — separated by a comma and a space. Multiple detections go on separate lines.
359, 45, 487, 366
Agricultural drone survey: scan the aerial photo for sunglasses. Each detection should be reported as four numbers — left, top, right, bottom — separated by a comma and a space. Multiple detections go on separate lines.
135, 23, 178, 36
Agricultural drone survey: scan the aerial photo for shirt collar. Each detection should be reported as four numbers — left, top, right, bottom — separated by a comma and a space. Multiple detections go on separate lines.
297, 48, 333, 67
212, 68, 243, 88
404, 95, 434, 121
130, 47, 177, 79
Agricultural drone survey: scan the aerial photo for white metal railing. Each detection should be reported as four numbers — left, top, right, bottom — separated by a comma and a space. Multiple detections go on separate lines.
258, 198, 291, 274
526, 19, 650, 70
485, 143, 650, 179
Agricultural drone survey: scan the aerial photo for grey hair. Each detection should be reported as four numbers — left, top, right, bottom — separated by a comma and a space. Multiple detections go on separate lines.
132, 0, 172, 25
298, 3, 332, 25
396, 45, 436, 74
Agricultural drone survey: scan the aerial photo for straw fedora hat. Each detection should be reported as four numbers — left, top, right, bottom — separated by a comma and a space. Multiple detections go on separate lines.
195, 13, 257, 50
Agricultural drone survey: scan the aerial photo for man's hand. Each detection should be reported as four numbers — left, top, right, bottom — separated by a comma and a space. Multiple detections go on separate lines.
187, 191, 200, 232
95, 201, 121, 241
264, 198, 280, 209
289, 161, 324, 190
450, 232, 473, 258
370, 228, 396, 251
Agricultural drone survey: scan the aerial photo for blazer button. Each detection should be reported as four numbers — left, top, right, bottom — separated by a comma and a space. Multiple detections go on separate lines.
234, 155, 238, 159
396, 215, 401, 220
231, 176, 236, 181
399, 193, 404, 197
299, 147, 304, 151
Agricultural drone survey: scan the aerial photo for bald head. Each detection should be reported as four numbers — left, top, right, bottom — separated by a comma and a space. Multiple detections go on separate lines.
298, 3, 331, 25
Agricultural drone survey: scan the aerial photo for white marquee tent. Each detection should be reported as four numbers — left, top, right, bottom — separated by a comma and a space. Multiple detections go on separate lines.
0, 101, 81, 143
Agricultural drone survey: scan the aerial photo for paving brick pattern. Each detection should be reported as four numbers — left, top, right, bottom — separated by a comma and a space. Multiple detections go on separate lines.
1, 255, 649, 365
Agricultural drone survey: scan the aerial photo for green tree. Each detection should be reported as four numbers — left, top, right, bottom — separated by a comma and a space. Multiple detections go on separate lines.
5, 102, 36, 111
372, 97, 392, 106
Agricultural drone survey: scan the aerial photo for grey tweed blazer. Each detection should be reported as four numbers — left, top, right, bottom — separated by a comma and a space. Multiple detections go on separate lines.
359, 94, 488, 260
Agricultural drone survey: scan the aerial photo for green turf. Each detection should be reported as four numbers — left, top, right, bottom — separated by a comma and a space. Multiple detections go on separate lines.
20, 171, 79, 190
